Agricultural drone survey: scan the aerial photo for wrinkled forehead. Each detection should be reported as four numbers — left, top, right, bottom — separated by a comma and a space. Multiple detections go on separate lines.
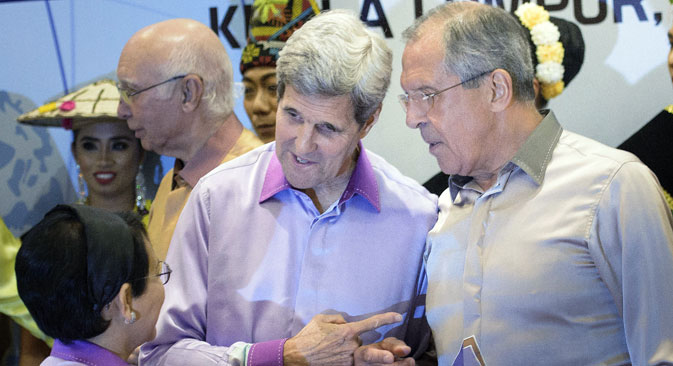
118, 39, 167, 83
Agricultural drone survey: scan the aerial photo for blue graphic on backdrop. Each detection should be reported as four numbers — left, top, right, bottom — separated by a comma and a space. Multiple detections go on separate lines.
0, 90, 76, 237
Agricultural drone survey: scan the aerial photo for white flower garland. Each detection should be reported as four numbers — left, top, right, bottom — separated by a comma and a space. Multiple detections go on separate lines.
515, 3, 565, 99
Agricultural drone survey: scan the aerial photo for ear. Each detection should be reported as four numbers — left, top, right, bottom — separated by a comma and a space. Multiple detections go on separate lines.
532, 78, 547, 109
359, 103, 382, 139
181, 74, 204, 113
115, 283, 135, 324
533, 78, 540, 98
488, 69, 513, 112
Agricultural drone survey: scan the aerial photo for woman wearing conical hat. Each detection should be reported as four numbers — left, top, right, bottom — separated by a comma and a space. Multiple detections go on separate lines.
18, 79, 151, 217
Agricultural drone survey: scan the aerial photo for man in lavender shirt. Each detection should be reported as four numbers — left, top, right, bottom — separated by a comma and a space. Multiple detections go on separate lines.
140, 9, 438, 366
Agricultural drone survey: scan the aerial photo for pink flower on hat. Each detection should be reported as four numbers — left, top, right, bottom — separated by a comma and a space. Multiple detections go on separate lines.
59, 100, 76, 111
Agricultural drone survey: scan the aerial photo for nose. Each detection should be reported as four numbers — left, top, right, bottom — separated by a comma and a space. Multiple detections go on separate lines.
405, 104, 425, 130
117, 100, 132, 120
252, 91, 271, 114
295, 124, 316, 155
97, 147, 114, 166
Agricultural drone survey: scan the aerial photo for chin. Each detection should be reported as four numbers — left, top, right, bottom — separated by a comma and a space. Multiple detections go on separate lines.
285, 177, 312, 190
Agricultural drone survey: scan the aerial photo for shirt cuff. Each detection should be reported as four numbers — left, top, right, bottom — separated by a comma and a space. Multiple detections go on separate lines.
247, 338, 287, 366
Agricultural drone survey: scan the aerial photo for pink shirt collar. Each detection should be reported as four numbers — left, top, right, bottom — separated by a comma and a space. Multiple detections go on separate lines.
259, 142, 380, 212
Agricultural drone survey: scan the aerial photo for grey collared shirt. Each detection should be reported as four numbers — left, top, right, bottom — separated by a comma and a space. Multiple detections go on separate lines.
427, 111, 673, 365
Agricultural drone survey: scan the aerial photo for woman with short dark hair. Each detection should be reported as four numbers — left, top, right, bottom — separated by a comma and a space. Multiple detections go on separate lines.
15, 204, 168, 365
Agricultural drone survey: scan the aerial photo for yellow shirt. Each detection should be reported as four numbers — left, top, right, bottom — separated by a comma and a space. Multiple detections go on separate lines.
147, 128, 262, 260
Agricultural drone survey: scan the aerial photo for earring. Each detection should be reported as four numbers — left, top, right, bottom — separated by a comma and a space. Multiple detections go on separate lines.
135, 165, 149, 216
76, 164, 87, 204
124, 311, 136, 325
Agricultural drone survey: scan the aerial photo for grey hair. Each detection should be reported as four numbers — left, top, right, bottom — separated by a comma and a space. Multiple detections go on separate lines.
276, 9, 392, 126
158, 36, 235, 120
403, 2, 535, 101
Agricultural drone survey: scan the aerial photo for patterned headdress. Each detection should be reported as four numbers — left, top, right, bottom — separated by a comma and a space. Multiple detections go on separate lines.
240, 0, 320, 74
16, 79, 122, 130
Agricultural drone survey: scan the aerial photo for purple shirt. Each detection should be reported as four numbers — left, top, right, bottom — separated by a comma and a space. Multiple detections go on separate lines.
41, 339, 128, 366
140, 142, 438, 366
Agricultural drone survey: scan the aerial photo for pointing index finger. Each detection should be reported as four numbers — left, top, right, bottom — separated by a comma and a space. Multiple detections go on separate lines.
349, 312, 403, 336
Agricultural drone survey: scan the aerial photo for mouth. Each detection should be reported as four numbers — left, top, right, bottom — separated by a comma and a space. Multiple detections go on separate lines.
426, 141, 442, 154
422, 136, 439, 147
293, 153, 312, 165
254, 124, 275, 134
94, 171, 116, 185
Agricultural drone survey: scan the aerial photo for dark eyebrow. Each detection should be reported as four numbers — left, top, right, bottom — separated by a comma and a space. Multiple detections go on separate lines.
261, 73, 277, 84
79, 136, 133, 142
243, 73, 277, 84
110, 136, 134, 141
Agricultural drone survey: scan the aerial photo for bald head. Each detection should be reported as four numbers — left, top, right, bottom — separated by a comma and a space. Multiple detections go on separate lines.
116, 18, 238, 160
119, 18, 234, 120
126, 19, 221, 62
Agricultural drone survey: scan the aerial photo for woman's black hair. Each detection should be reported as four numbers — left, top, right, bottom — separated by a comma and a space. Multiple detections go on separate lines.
15, 205, 149, 343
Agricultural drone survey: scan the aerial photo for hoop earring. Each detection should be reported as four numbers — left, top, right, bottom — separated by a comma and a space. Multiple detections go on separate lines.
135, 165, 149, 216
76, 164, 87, 204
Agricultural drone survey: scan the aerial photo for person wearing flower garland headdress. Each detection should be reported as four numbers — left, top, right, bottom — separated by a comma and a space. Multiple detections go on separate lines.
617, 12, 673, 213
388, 2, 673, 365
240, 0, 320, 143
423, 3, 585, 196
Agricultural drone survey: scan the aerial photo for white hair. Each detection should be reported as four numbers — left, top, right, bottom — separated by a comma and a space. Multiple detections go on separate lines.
158, 34, 235, 119
276, 9, 392, 126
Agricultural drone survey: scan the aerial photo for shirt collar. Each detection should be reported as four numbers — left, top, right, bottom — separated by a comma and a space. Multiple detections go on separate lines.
178, 122, 242, 188
448, 110, 562, 200
260, 141, 380, 212
510, 109, 562, 185
50, 339, 128, 366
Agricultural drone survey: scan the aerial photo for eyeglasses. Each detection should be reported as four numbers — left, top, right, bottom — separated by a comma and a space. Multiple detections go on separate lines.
134, 261, 172, 285
398, 70, 492, 113
155, 261, 172, 285
117, 75, 187, 104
